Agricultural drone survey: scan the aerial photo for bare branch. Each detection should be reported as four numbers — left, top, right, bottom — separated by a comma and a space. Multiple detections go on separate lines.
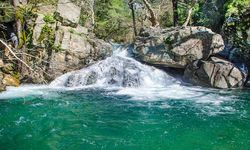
0, 39, 33, 71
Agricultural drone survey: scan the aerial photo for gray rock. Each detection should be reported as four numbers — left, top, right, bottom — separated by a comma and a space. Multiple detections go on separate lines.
48, 35, 112, 80
56, 0, 81, 26
32, 14, 46, 46
183, 57, 246, 89
134, 26, 225, 69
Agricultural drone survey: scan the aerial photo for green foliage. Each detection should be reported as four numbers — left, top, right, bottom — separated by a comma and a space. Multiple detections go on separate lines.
43, 14, 55, 24
177, 5, 187, 25
79, 8, 89, 26
192, 0, 227, 32
0, 2, 15, 23
38, 24, 55, 49
225, 0, 250, 17
160, 12, 173, 28
28, 0, 58, 5
94, 0, 131, 42
15, 4, 37, 48
223, 0, 250, 67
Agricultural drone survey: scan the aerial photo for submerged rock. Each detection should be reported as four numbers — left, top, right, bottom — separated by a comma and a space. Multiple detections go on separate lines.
134, 26, 224, 69
184, 57, 246, 89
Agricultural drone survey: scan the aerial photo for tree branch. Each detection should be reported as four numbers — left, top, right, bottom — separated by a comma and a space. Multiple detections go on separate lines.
0, 39, 33, 71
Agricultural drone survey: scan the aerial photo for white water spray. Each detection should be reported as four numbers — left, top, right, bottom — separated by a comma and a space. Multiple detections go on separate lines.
50, 45, 179, 88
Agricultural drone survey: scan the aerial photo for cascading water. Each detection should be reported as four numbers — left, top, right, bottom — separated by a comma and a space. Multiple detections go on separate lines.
50, 45, 179, 88
1, 44, 236, 103
1, 45, 250, 150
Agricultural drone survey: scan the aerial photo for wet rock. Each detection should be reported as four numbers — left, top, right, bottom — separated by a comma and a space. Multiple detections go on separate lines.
85, 71, 98, 85
134, 26, 225, 69
184, 57, 246, 89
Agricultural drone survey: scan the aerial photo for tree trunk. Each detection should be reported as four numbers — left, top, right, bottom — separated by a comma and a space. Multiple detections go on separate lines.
129, 0, 137, 36
172, 0, 178, 26
182, 7, 192, 27
141, 0, 159, 27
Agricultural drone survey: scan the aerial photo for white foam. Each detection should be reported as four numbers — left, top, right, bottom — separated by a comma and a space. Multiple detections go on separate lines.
0, 85, 48, 99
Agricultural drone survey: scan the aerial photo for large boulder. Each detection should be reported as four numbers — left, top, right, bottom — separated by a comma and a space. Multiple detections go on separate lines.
183, 57, 247, 89
29, 2, 112, 82
55, 0, 81, 27
48, 37, 112, 80
134, 26, 225, 69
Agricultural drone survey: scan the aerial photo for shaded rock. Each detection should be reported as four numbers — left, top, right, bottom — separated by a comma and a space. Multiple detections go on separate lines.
134, 26, 225, 69
2, 74, 20, 87
184, 57, 246, 89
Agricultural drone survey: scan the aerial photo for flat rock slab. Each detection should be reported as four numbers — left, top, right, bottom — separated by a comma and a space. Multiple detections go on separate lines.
56, 0, 81, 24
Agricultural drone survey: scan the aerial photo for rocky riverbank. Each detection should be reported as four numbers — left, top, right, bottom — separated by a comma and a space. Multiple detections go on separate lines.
133, 26, 249, 89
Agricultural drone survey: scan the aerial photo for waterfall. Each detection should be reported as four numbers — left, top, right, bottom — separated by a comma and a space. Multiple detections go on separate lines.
50, 45, 179, 88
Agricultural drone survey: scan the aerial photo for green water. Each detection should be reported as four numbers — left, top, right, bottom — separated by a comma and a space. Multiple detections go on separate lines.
0, 87, 250, 150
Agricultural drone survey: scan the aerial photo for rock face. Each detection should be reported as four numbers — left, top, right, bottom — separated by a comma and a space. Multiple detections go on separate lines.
0, 59, 20, 91
55, 0, 81, 27
49, 37, 112, 79
134, 26, 225, 69
29, 1, 112, 82
184, 57, 246, 88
